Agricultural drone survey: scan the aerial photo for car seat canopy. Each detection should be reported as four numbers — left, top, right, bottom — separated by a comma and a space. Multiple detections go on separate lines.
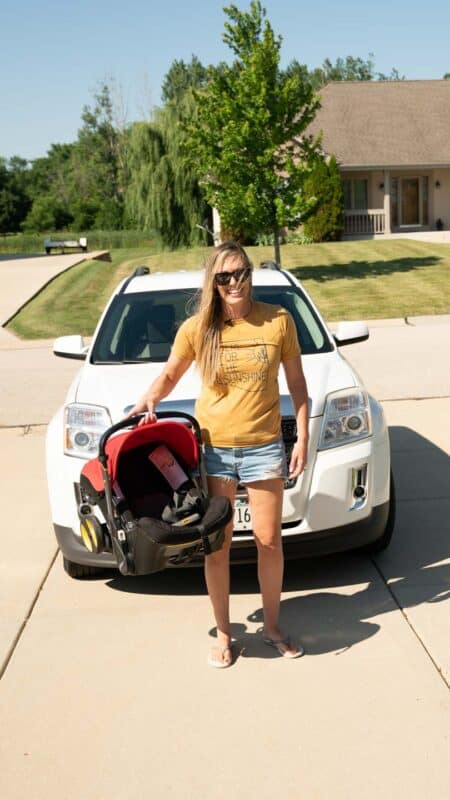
81, 420, 199, 492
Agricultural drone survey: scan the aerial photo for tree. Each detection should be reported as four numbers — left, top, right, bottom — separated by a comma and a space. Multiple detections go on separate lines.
186, 2, 321, 264
161, 56, 207, 104
126, 57, 210, 247
23, 83, 128, 232
70, 82, 126, 229
302, 156, 343, 242
310, 55, 375, 88
23, 144, 74, 231
309, 55, 405, 89
377, 67, 406, 81
0, 157, 32, 233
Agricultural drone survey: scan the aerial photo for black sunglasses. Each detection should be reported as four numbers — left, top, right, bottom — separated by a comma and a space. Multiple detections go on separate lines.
214, 266, 252, 286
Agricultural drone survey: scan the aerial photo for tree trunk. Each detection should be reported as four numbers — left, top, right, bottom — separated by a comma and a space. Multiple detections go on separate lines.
273, 227, 281, 267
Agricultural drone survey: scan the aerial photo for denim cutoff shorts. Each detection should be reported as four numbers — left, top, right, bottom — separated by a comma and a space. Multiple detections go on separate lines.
203, 438, 287, 484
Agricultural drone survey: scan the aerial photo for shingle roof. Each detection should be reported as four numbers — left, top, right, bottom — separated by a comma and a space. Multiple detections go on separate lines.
305, 80, 450, 169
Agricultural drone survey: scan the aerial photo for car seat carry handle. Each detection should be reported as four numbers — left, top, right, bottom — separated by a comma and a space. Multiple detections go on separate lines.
98, 411, 202, 466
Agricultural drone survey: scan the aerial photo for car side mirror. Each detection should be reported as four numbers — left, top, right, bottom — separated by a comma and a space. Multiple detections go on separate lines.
53, 335, 88, 360
333, 321, 369, 347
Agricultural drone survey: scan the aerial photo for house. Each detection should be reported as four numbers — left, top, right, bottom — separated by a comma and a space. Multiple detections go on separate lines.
306, 80, 450, 237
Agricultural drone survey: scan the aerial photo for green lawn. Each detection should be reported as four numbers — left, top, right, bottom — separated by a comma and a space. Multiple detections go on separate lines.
7, 239, 450, 339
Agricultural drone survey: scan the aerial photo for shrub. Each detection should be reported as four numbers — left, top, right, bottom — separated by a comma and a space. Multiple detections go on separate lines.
285, 230, 314, 245
303, 156, 344, 242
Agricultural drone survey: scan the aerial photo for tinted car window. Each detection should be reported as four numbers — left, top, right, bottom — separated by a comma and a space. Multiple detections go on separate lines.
91, 290, 196, 363
91, 285, 332, 364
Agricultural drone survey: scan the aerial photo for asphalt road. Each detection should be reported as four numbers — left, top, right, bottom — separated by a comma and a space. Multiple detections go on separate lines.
0, 309, 449, 798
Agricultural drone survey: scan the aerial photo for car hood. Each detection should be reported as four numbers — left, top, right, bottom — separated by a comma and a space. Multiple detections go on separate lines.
73, 351, 359, 421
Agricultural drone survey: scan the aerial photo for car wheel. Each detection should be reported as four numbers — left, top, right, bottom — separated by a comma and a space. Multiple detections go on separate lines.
365, 471, 396, 554
63, 557, 107, 579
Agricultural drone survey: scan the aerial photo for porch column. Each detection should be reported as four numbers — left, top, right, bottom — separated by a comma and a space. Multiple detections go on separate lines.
383, 169, 391, 234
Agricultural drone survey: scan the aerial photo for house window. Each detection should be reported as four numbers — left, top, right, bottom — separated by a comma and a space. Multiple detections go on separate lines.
343, 179, 368, 210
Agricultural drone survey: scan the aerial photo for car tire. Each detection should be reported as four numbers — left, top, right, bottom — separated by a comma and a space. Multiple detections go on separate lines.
63, 557, 107, 579
364, 471, 396, 554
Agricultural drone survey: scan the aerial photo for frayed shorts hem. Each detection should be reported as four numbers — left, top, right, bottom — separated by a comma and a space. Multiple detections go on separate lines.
203, 438, 287, 484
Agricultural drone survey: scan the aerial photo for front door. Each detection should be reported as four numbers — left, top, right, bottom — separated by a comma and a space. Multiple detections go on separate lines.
391, 177, 429, 229
401, 178, 419, 225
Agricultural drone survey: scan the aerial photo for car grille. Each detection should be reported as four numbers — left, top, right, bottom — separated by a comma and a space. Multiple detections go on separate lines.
281, 416, 297, 443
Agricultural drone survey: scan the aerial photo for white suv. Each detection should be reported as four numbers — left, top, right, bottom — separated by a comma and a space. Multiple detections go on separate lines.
46, 263, 395, 578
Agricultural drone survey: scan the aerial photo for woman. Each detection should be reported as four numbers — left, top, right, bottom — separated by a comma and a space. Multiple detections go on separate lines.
128, 242, 309, 667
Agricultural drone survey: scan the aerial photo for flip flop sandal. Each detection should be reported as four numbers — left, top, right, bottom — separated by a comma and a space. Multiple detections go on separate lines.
207, 644, 234, 669
263, 635, 304, 659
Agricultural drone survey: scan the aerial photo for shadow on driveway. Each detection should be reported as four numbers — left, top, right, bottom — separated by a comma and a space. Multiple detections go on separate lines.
104, 425, 449, 657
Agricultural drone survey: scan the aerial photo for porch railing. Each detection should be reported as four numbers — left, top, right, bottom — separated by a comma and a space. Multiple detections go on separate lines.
344, 210, 385, 236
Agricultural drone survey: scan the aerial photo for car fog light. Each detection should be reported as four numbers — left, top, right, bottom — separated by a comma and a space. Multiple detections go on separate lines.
350, 464, 368, 510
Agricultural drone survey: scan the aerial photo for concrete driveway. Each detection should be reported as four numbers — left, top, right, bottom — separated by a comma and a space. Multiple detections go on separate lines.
0, 250, 110, 345
0, 309, 449, 797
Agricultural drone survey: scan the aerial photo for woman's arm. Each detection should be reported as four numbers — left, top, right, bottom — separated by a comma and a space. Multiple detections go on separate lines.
126, 352, 193, 421
282, 356, 309, 477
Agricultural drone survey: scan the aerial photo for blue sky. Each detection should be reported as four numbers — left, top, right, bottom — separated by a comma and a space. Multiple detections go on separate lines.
1, 0, 449, 161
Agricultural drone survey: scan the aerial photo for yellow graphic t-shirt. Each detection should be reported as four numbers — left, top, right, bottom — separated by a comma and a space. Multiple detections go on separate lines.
171, 302, 300, 447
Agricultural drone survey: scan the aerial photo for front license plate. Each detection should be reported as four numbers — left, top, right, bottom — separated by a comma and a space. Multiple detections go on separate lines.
234, 500, 252, 531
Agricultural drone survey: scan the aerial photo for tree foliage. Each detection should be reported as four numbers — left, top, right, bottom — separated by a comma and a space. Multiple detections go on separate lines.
302, 156, 344, 242
0, 27, 406, 243
0, 157, 32, 233
161, 56, 207, 104
309, 54, 405, 89
22, 143, 75, 231
126, 57, 210, 247
185, 1, 321, 262
70, 83, 126, 229
22, 83, 127, 232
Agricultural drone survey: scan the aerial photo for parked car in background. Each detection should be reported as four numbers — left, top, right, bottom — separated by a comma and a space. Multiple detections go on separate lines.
46, 263, 395, 578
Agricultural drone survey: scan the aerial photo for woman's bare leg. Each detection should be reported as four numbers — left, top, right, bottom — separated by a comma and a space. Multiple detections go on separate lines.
246, 478, 284, 632
204, 476, 237, 664
247, 478, 300, 655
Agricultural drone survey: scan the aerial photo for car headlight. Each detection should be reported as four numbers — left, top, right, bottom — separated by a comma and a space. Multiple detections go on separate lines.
318, 388, 371, 450
64, 403, 112, 458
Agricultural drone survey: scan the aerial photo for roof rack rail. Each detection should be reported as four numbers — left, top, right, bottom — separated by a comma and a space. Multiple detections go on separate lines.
118, 265, 150, 295
260, 260, 280, 271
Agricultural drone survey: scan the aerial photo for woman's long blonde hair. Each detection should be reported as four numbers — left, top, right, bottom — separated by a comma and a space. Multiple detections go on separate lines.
193, 241, 253, 386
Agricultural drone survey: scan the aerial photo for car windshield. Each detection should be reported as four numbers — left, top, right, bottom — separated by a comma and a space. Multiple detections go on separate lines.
90, 285, 333, 364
